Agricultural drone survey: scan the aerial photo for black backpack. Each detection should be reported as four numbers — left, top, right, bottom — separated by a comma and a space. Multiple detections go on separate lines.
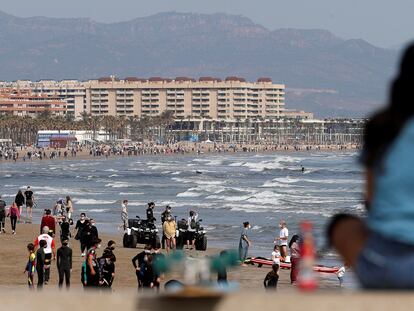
190, 217, 197, 230
0, 200, 6, 216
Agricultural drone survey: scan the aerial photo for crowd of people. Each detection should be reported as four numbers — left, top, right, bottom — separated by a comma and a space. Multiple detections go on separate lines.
0, 141, 361, 164
238, 220, 294, 290
1, 185, 351, 291
0, 186, 35, 234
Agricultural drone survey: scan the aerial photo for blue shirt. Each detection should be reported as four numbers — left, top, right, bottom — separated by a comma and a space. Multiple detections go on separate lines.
368, 119, 414, 244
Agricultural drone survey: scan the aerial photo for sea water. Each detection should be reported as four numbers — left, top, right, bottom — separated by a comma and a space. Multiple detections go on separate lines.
0, 151, 363, 287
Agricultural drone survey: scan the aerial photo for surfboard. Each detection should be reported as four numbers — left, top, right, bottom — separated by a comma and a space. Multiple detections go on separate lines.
246, 257, 339, 274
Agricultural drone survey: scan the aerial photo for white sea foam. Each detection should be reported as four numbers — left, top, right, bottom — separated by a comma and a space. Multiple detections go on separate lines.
3, 174, 12, 178
35, 186, 86, 196
105, 182, 133, 188
171, 177, 193, 184
109, 174, 119, 178
206, 159, 224, 166
79, 208, 110, 213
192, 159, 209, 163
4, 184, 18, 188
243, 155, 303, 172
176, 189, 203, 198
75, 199, 116, 205
193, 180, 225, 186
105, 169, 118, 172
118, 192, 144, 196
1, 194, 15, 198
228, 162, 245, 167
126, 201, 147, 207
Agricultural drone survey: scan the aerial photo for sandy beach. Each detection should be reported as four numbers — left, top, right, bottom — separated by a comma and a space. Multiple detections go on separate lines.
1, 141, 360, 164
0, 221, 338, 291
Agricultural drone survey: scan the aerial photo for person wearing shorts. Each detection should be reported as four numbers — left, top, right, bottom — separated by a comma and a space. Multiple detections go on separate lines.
24, 186, 34, 223
276, 220, 289, 261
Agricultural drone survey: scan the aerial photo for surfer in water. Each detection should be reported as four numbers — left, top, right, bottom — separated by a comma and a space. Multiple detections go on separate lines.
301, 165, 305, 173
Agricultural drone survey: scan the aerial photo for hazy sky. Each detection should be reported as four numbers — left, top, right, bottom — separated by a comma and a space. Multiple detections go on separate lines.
1, 0, 413, 48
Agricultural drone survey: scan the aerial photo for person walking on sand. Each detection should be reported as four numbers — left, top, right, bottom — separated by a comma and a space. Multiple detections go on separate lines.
58, 216, 71, 242
336, 264, 349, 287
34, 226, 56, 285
24, 243, 36, 288
14, 190, 25, 221
82, 237, 101, 287
75, 213, 87, 255
0, 195, 6, 233
163, 215, 177, 254
275, 220, 289, 261
24, 186, 34, 223
57, 239, 72, 288
36, 240, 47, 288
7, 202, 20, 235
187, 210, 198, 250
65, 196, 74, 221
40, 209, 56, 235
132, 244, 152, 289
239, 221, 251, 266
161, 205, 172, 249
289, 234, 301, 284
121, 200, 128, 230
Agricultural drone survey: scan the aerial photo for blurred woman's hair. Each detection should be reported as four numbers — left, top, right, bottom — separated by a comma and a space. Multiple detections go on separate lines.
362, 43, 414, 168
288, 234, 300, 249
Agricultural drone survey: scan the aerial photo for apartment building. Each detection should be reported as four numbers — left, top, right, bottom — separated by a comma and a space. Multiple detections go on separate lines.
86, 76, 286, 120
2, 76, 293, 120
0, 80, 87, 117
0, 88, 66, 117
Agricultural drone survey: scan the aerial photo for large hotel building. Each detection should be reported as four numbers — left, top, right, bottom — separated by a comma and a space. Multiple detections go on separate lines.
0, 76, 313, 120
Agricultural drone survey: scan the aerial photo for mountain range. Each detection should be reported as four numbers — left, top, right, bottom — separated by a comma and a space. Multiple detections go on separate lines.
0, 10, 402, 117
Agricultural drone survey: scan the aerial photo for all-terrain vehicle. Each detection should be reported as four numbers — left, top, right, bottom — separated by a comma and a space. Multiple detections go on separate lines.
176, 218, 207, 251
123, 216, 160, 248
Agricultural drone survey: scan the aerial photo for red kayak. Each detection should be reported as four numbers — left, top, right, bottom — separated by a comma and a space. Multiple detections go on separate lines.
247, 257, 339, 274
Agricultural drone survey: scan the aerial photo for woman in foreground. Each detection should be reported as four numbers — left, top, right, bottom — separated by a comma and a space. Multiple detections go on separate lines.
328, 43, 414, 288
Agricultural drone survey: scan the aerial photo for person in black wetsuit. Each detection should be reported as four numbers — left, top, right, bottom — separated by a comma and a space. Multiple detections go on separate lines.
99, 249, 115, 288
90, 219, 99, 242
14, 190, 25, 219
75, 213, 87, 254
132, 244, 152, 289
36, 239, 47, 288
146, 202, 156, 223
140, 254, 155, 289
56, 239, 72, 288
59, 216, 71, 242
104, 240, 117, 263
